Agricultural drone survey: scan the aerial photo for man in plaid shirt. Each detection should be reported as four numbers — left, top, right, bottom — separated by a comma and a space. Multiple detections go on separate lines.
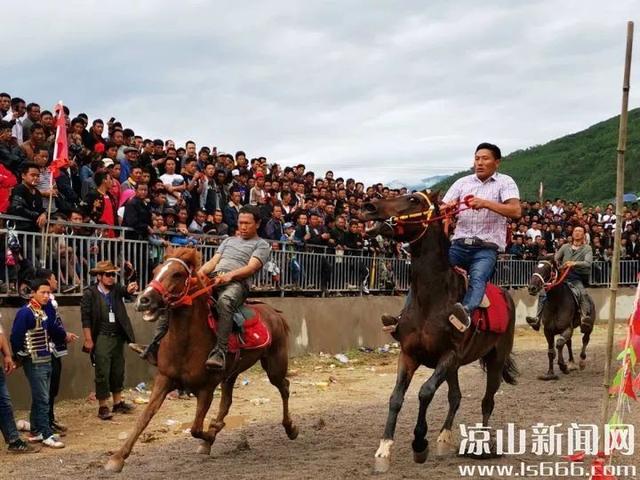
444, 143, 521, 330
382, 143, 521, 333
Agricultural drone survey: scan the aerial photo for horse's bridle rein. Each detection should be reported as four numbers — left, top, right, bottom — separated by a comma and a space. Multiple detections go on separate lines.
531, 260, 572, 292
148, 258, 215, 308
383, 192, 473, 244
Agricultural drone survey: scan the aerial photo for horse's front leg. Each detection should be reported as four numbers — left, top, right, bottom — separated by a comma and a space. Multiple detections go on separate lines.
191, 384, 217, 454
412, 351, 457, 464
566, 338, 578, 371
105, 374, 175, 472
374, 353, 418, 473
538, 327, 558, 381
556, 326, 572, 374
436, 369, 462, 457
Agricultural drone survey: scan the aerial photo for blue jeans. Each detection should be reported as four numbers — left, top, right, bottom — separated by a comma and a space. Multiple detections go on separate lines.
448, 243, 498, 313
22, 359, 53, 439
0, 368, 20, 444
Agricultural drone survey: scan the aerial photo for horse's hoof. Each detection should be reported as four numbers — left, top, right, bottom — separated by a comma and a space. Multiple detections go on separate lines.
567, 361, 579, 371
579, 359, 586, 370
286, 425, 299, 440
413, 447, 428, 464
436, 429, 456, 457
537, 373, 559, 381
104, 456, 125, 473
374, 456, 390, 474
196, 442, 212, 455
559, 364, 570, 375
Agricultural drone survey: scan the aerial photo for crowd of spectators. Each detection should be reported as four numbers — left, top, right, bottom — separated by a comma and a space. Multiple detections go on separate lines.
506, 199, 640, 262
0, 92, 638, 276
0, 93, 405, 263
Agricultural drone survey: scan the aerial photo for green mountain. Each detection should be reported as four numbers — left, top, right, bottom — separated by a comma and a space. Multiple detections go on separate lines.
432, 107, 640, 204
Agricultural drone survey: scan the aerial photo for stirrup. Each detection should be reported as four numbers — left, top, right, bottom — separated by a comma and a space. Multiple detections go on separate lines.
449, 304, 471, 333
205, 349, 226, 370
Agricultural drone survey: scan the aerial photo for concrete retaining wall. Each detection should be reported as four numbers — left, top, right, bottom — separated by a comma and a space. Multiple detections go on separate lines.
1, 288, 633, 408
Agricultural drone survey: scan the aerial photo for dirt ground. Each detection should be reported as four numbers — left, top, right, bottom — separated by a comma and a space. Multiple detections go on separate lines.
1, 324, 638, 480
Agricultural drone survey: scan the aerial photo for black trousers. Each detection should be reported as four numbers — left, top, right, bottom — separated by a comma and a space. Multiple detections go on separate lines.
48, 355, 62, 425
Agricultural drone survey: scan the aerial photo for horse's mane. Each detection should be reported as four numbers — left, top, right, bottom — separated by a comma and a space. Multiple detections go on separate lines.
164, 247, 202, 269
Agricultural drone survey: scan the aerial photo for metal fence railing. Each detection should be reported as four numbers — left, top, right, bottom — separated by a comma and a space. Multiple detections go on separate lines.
0, 219, 637, 297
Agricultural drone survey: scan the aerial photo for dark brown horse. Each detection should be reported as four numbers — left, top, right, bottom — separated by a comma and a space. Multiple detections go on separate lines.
105, 247, 298, 472
361, 190, 518, 473
527, 257, 593, 380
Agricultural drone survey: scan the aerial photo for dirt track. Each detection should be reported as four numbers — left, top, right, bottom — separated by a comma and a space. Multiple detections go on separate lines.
1, 324, 638, 480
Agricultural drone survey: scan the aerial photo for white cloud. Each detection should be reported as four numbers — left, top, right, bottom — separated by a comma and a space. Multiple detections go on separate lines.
3, 1, 638, 185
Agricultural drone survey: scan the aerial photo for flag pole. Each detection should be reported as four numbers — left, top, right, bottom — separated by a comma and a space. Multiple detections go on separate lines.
40, 100, 64, 267
600, 21, 634, 446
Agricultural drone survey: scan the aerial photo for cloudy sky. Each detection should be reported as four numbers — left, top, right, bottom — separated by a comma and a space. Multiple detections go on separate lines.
4, 1, 639, 185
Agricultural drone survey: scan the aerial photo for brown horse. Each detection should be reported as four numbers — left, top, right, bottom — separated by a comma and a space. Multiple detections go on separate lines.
105, 247, 298, 472
527, 257, 593, 380
361, 190, 518, 473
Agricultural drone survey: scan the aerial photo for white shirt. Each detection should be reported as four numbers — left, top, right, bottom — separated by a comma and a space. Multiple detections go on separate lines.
160, 173, 185, 206
526, 228, 542, 240
3, 111, 24, 145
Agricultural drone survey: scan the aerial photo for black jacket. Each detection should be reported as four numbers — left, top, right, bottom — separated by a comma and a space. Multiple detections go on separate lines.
8, 183, 45, 231
0, 142, 24, 179
81, 284, 135, 343
123, 197, 152, 240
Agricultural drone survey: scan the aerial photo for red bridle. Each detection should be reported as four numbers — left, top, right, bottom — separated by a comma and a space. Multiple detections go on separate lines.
531, 260, 572, 292
386, 193, 475, 244
148, 258, 215, 308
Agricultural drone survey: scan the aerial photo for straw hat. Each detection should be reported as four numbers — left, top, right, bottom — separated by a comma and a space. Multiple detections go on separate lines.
90, 260, 121, 275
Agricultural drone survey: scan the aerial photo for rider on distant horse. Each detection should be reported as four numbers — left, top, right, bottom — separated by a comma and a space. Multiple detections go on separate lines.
382, 143, 521, 332
133, 205, 270, 370
526, 225, 593, 332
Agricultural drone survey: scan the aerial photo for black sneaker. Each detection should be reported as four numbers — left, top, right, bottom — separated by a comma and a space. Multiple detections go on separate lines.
8, 439, 40, 454
98, 406, 113, 420
526, 316, 541, 331
205, 349, 226, 370
112, 401, 135, 414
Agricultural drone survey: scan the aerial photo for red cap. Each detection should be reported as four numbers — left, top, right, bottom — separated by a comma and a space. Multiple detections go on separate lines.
94, 143, 105, 154
255, 171, 265, 178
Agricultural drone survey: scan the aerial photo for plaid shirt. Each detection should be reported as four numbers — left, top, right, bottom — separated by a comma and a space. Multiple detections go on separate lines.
442, 172, 519, 251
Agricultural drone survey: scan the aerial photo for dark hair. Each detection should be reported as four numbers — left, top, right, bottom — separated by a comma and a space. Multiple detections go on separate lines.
475, 142, 501, 160
239, 205, 261, 223
71, 117, 84, 127
0, 92, 10, 99
123, 128, 134, 137
235, 150, 246, 158
69, 208, 84, 217
21, 162, 40, 174
0, 120, 12, 131
35, 268, 55, 282
30, 277, 51, 292
153, 139, 164, 146
29, 122, 43, 135
184, 157, 197, 165
105, 141, 117, 151
26, 102, 39, 112
95, 170, 109, 187
41, 110, 52, 117
185, 140, 195, 147
10, 97, 25, 108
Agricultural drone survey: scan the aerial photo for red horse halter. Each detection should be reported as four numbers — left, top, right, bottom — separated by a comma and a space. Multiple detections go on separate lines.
386, 192, 474, 244
148, 258, 215, 308
531, 260, 572, 291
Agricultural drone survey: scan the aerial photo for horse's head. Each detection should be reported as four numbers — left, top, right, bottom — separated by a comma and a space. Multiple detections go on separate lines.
136, 247, 202, 321
360, 190, 440, 242
528, 255, 557, 296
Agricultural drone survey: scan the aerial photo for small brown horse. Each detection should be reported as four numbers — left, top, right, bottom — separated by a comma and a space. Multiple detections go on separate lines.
527, 257, 593, 380
361, 190, 518, 473
105, 247, 298, 472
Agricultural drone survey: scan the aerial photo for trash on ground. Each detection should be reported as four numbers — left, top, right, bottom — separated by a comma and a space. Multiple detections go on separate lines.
334, 353, 349, 364
250, 397, 271, 406
118, 432, 128, 440
135, 382, 147, 393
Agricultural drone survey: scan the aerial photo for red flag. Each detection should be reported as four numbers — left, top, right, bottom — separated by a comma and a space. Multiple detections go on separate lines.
623, 370, 637, 400
49, 102, 69, 179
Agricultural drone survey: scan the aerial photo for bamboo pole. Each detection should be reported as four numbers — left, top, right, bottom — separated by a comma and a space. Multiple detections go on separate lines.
600, 21, 634, 443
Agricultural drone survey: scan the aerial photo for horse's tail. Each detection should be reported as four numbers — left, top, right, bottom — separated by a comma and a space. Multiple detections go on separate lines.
501, 354, 519, 385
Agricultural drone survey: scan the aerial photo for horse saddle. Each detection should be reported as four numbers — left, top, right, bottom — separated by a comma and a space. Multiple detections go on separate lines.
207, 302, 272, 353
450, 268, 510, 334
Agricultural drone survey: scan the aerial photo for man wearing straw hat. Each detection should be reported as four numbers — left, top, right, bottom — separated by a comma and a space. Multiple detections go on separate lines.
81, 261, 138, 420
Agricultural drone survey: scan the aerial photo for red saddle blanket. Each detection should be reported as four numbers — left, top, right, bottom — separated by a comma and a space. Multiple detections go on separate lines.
207, 306, 272, 353
471, 283, 510, 334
